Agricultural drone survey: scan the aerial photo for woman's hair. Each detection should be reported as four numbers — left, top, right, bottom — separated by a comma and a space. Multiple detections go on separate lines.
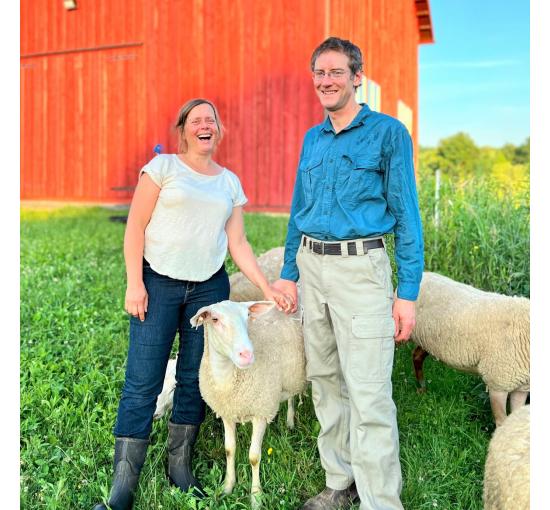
310, 36, 363, 75
174, 98, 225, 153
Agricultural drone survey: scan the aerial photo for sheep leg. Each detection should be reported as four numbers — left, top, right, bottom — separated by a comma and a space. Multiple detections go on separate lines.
153, 387, 174, 420
413, 345, 430, 393
510, 390, 529, 412
489, 390, 509, 427
222, 417, 237, 494
249, 417, 267, 507
286, 397, 295, 429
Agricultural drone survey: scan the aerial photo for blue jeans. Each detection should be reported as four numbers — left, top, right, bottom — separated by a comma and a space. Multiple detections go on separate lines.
114, 259, 230, 439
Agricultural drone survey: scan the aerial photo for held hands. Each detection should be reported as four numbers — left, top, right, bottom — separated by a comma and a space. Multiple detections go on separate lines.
125, 282, 148, 322
262, 284, 294, 314
270, 279, 298, 314
392, 297, 416, 343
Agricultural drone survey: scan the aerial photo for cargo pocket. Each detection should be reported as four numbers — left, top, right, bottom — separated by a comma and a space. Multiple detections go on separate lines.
349, 315, 395, 383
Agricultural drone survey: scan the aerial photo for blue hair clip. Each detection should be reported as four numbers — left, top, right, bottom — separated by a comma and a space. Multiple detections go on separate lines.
153, 144, 162, 155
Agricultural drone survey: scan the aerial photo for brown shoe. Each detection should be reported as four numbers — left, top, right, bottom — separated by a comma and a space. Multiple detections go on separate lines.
301, 482, 359, 509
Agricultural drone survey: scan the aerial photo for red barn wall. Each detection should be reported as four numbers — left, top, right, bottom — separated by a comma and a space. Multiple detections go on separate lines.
21, 0, 422, 209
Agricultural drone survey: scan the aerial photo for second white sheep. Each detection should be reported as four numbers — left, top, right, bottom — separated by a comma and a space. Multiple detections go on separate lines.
411, 271, 529, 426
229, 247, 284, 301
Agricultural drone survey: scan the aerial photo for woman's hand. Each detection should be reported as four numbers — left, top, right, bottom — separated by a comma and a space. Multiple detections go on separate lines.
262, 285, 294, 314
125, 282, 149, 322
271, 279, 298, 314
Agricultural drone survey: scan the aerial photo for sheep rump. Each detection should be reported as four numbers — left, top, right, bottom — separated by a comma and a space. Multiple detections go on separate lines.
229, 247, 284, 302
483, 405, 530, 510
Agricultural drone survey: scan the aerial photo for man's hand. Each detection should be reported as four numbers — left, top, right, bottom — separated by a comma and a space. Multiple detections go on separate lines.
271, 279, 298, 314
262, 286, 293, 314
392, 298, 416, 343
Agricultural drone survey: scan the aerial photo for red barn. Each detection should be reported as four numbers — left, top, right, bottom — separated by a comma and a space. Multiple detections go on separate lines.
20, 0, 433, 210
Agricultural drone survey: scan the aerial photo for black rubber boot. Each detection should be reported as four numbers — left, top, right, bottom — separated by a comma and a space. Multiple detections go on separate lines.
92, 437, 149, 510
167, 421, 204, 497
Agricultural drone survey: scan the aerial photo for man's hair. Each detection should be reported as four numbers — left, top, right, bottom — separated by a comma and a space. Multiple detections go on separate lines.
310, 37, 363, 75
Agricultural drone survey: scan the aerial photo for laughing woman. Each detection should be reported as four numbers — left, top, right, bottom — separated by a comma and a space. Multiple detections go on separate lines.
93, 98, 290, 510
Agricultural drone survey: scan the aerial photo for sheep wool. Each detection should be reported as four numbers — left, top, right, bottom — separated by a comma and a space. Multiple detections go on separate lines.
483, 405, 530, 510
229, 247, 284, 302
199, 305, 306, 424
412, 272, 530, 395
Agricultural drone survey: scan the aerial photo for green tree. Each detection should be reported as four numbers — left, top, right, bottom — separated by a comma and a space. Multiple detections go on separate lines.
418, 146, 444, 179
513, 137, 530, 164
436, 132, 481, 180
500, 143, 517, 163
500, 138, 530, 165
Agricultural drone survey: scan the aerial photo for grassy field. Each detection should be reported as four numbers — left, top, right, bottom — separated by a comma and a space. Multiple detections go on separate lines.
20, 178, 529, 509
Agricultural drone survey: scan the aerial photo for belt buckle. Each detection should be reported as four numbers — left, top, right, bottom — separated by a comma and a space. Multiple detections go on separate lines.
313, 241, 322, 254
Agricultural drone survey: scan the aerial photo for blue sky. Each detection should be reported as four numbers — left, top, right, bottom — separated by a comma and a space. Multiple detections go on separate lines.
419, 0, 530, 148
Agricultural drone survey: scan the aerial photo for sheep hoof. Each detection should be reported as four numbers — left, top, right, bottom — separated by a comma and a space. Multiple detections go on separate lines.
416, 386, 427, 394
251, 490, 262, 509
223, 483, 235, 495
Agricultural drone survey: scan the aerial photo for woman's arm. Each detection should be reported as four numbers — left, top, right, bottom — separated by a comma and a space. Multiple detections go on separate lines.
123, 173, 161, 321
225, 207, 292, 312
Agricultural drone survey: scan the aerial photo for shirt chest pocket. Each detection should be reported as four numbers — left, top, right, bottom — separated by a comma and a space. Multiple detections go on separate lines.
300, 158, 324, 203
338, 155, 384, 204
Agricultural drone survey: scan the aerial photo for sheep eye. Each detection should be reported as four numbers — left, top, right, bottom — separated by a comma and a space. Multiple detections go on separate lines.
211, 317, 219, 323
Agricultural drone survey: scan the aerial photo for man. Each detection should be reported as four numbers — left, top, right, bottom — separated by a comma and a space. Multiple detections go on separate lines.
272, 37, 423, 510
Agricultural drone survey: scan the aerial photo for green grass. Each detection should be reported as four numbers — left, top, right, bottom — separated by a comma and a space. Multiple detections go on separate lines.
21, 179, 529, 509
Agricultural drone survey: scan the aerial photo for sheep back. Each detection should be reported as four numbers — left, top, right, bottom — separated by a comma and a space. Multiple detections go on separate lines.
412, 272, 530, 392
229, 247, 285, 301
199, 307, 306, 424
483, 405, 530, 510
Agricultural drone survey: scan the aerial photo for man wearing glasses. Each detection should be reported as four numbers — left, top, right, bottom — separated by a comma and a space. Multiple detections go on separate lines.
272, 37, 423, 510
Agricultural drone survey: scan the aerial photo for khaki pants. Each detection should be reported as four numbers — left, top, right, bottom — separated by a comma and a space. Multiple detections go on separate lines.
297, 236, 403, 510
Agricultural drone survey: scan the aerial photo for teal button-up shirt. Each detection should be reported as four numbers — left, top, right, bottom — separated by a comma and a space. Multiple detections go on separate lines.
280, 104, 424, 301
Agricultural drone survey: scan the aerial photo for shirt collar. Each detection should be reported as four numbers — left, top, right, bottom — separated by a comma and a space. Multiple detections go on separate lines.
321, 103, 372, 133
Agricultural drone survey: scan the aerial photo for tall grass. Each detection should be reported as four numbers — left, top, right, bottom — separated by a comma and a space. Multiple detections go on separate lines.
418, 175, 529, 297
20, 177, 529, 509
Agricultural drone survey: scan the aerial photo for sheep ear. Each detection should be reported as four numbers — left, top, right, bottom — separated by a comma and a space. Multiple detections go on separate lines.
246, 301, 276, 317
190, 306, 212, 328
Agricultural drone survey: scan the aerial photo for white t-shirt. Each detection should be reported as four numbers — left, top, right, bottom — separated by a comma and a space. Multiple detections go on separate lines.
140, 154, 248, 281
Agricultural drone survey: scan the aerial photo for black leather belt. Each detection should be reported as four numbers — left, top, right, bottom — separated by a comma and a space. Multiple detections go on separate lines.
303, 237, 384, 255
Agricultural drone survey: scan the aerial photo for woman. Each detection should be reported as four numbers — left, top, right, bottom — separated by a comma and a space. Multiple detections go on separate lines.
93, 98, 290, 510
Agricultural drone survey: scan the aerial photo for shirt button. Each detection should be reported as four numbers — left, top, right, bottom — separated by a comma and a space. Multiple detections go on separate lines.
329, 159, 334, 163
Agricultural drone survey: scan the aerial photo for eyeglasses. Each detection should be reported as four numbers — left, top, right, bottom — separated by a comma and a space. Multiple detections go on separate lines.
312, 69, 348, 81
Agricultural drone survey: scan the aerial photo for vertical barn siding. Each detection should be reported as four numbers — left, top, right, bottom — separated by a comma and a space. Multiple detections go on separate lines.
21, 0, 148, 201
328, 0, 419, 154
21, 0, 422, 208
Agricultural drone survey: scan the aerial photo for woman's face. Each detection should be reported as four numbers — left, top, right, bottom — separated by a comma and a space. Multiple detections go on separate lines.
182, 103, 220, 155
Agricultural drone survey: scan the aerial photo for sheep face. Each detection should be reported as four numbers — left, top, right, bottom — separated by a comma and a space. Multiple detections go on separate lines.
190, 300, 275, 369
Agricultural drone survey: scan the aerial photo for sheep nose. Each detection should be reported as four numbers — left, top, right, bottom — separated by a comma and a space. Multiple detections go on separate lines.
239, 349, 254, 365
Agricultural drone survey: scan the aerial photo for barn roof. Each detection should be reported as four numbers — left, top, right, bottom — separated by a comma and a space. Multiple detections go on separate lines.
415, 0, 435, 43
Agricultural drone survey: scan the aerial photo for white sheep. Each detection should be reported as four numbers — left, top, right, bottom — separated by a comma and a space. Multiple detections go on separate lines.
483, 405, 530, 509
155, 300, 306, 506
153, 356, 177, 420
411, 272, 530, 426
229, 247, 284, 301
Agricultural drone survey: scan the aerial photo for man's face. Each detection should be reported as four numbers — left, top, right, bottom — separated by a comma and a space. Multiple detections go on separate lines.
312, 50, 362, 112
